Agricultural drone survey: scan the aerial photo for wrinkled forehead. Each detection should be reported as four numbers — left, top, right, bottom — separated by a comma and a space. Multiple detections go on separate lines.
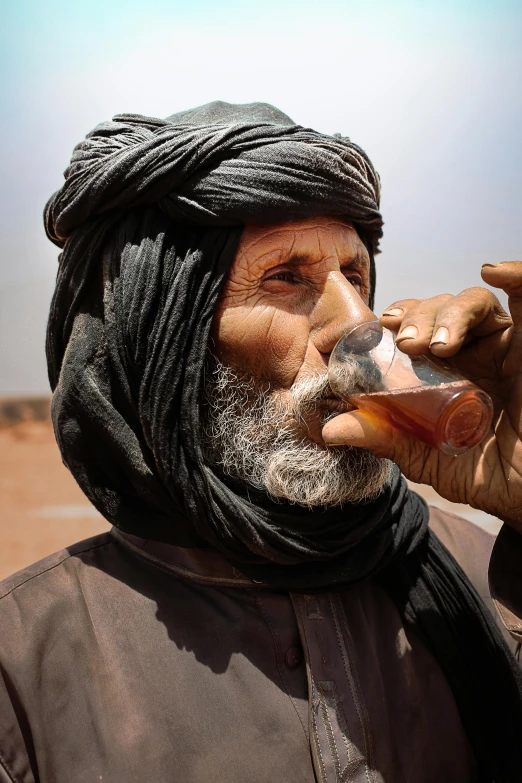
233, 216, 370, 273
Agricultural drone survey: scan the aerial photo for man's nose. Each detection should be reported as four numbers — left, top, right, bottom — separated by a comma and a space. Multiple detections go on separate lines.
312, 271, 375, 356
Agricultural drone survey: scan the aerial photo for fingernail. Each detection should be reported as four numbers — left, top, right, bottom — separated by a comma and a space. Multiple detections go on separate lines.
382, 307, 403, 317
430, 326, 449, 346
397, 325, 418, 340
482, 263, 498, 268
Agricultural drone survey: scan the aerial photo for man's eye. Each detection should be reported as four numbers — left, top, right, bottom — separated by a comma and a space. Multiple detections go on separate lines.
346, 275, 363, 290
266, 271, 295, 283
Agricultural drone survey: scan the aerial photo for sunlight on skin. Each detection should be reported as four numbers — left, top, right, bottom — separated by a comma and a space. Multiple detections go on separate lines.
212, 217, 374, 445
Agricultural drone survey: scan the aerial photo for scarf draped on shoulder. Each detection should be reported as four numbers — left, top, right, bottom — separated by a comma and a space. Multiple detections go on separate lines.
45, 100, 522, 778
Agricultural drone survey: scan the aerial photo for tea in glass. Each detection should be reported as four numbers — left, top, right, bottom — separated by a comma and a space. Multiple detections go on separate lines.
328, 321, 493, 456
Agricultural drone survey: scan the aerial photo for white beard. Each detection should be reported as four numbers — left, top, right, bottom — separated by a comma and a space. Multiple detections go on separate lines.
201, 360, 392, 508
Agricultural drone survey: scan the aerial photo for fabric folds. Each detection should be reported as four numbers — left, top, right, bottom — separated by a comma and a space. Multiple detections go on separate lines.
45, 106, 382, 252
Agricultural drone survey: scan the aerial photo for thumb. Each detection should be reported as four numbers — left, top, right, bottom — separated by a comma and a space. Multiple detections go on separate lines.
322, 410, 409, 461
481, 260, 522, 326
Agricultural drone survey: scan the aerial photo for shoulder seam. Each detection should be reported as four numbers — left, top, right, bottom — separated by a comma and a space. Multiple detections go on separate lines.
0, 539, 117, 602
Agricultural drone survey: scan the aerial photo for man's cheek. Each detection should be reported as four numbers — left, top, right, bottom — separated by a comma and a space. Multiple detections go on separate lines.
226, 334, 305, 387
215, 305, 307, 382
260, 318, 310, 386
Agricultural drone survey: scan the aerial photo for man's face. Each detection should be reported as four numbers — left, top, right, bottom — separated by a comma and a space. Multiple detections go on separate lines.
203, 216, 392, 507
213, 217, 375, 441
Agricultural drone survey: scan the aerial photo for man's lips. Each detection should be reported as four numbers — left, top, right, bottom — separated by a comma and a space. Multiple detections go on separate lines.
321, 396, 356, 414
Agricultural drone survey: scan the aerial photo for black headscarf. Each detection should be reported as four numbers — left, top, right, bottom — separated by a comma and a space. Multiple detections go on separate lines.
45, 101, 522, 778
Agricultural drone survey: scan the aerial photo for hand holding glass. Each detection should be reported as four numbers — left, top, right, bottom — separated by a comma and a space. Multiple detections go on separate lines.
328, 321, 493, 456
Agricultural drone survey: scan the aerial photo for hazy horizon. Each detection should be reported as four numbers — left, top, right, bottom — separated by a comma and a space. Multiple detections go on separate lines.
1, 0, 521, 393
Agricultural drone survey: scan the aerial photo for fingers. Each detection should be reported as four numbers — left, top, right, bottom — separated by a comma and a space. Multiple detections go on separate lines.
381, 288, 510, 358
481, 261, 522, 327
380, 299, 421, 332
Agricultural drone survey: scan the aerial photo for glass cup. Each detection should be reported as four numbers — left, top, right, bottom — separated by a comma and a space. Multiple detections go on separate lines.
328, 320, 493, 456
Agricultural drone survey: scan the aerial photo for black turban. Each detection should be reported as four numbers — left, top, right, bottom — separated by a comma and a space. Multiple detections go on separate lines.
45, 101, 522, 778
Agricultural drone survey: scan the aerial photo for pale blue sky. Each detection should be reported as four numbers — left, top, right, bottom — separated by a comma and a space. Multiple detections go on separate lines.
1, 0, 521, 391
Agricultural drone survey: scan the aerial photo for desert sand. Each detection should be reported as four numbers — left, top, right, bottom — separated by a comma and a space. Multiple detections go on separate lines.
0, 419, 109, 581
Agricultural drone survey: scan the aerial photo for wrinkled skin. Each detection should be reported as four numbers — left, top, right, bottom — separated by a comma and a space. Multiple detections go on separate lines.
213, 216, 522, 531
212, 216, 374, 444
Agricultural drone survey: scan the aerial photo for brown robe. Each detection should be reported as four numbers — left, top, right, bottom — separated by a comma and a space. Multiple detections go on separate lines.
0, 507, 519, 783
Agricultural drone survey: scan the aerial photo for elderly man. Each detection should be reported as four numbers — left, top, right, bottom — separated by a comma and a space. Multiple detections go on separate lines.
1, 101, 522, 783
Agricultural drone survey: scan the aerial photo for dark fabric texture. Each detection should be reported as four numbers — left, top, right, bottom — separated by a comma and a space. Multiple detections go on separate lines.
0, 510, 492, 783
44, 101, 522, 779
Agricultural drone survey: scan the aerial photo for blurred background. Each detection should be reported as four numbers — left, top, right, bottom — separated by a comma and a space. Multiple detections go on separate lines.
1, 0, 520, 578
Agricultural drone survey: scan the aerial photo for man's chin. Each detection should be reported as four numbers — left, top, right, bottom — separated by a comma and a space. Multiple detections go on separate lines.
261, 439, 393, 508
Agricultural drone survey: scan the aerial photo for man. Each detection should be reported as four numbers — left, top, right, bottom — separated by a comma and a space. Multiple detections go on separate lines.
1, 101, 522, 782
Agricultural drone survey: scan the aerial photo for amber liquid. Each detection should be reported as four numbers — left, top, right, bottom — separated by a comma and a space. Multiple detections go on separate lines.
350, 381, 493, 455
